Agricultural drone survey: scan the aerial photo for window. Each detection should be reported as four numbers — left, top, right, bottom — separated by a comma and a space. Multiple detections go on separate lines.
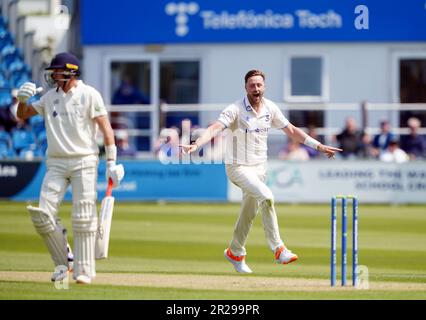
291, 57, 322, 96
160, 61, 199, 104
398, 58, 426, 126
284, 55, 328, 102
160, 61, 200, 129
110, 61, 152, 152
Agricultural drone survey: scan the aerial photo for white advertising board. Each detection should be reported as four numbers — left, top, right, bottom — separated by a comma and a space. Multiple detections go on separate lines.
228, 161, 426, 204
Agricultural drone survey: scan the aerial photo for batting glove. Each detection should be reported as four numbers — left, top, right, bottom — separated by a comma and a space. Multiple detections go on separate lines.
106, 161, 125, 188
17, 82, 43, 103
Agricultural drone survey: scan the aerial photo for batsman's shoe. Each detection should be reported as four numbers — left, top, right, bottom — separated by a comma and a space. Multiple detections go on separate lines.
224, 248, 252, 274
51, 266, 69, 282
275, 246, 298, 265
75, 274, 91, 284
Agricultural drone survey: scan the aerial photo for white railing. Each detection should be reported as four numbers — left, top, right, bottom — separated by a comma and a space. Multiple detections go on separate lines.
106, 102, 426, 157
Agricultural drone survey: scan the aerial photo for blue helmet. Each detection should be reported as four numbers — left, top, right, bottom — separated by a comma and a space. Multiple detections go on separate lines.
45, 52, 80, 73
44, 52, 81, 86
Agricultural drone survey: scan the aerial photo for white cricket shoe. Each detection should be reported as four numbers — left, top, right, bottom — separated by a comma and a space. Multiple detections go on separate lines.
75, 274, 91, 284
275, 245, 298, 265
224, 248, 252, 274
51, 266, 69, 282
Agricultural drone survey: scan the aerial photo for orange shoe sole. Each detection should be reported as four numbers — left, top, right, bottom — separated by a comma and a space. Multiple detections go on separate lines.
278, 255, 298, 265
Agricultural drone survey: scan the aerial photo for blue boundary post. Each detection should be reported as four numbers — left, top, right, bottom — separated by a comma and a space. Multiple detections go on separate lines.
352, 197, 358, 287
331, 196, 337, 287
341, 197, 347, 286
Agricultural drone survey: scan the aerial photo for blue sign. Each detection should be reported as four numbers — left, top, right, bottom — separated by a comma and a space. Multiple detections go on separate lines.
9, 161, 228, 202
82, 0, 426, 44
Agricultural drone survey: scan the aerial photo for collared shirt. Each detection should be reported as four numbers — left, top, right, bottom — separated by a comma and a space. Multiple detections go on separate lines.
218, 96, 289, 165
32, 80, 107, 158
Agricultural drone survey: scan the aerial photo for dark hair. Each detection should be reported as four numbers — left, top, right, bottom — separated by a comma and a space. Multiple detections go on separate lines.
245, 70, 265, 83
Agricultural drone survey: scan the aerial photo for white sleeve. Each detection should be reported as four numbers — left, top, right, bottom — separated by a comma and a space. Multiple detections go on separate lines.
217, 104, 238, 128
271, 103, 289, 129
89, 89, 108, 119
31, 95, 45, 116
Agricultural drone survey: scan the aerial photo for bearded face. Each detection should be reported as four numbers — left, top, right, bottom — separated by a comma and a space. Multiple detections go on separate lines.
245, 75, 265, 107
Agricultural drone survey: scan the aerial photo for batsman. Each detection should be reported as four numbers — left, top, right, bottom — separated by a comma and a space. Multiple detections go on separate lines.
16, 52, 125, 284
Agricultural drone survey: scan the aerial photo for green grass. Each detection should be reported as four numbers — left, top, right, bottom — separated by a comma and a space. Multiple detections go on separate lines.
0, 281, 424, 300
0, 201, 425, 299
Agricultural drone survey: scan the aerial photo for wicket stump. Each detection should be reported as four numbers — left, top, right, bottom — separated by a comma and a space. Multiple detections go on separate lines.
331, 195, 358, 287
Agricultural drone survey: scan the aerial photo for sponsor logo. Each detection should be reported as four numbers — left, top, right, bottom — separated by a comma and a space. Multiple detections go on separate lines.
165, 2, 344, 37
165, 2, 199, 36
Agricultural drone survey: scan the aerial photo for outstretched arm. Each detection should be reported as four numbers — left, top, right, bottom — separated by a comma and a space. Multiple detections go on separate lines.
180, 121, 225, 154
282, 123, 342, 159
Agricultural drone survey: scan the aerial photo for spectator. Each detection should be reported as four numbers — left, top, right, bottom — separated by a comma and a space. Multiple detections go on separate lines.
371, 120, 395, 157
335, 117, 364, 159
0, 88, 20, 132
400, 117, 426, 160
301, 126, 323, 159
359, 132, 374, 159
279, 140, 310, 161
380, 139, 409, 163
154, 127, 181, 162
112, 77, 149, 105
115, 129, 137, 158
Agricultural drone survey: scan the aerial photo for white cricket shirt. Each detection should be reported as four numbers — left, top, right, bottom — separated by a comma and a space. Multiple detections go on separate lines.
32, 80, 107, 158
218, 96, 289, 165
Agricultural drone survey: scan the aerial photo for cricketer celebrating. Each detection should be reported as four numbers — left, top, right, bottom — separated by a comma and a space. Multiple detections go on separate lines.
181, 70, 342, 273
16, 52, 124, 284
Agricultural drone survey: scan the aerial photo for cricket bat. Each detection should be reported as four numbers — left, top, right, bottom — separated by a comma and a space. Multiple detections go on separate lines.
95, 178, 115, 259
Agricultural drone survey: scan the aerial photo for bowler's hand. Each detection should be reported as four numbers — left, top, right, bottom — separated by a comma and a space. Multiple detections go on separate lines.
106, 161, 125, 187
318, 144, 343, 159
179, 144, 198, 154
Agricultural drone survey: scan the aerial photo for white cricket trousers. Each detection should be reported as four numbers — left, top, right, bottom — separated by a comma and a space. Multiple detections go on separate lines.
39, 154, 99, 278
225, 163, 284, 256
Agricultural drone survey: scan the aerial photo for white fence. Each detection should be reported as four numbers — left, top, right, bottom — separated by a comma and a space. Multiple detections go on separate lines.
107, 102, 426, 158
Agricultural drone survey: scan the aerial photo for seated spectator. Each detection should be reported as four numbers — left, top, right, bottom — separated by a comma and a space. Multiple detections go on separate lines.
371, 120, 395, 158
115, 129, 137, 158
400, 117, 426, 160
359, 132, 375, 159
279, 140, 310, 161
154, 127, 181, 162
380, 139, 409, 163
0, 88, 20, 132
112, 77, 150, 105
335, 117, 364, 159
301, 126, 323, 159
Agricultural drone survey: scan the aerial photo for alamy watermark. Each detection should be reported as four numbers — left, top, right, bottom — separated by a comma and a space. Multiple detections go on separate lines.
355, 265, 369, 289
156, 123, 272, 165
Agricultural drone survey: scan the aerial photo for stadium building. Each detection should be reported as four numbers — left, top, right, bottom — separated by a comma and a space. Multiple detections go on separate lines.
80, 0, 426, 154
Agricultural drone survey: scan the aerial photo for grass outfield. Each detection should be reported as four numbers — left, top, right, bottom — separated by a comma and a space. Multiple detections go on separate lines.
0, 201, 425, 300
